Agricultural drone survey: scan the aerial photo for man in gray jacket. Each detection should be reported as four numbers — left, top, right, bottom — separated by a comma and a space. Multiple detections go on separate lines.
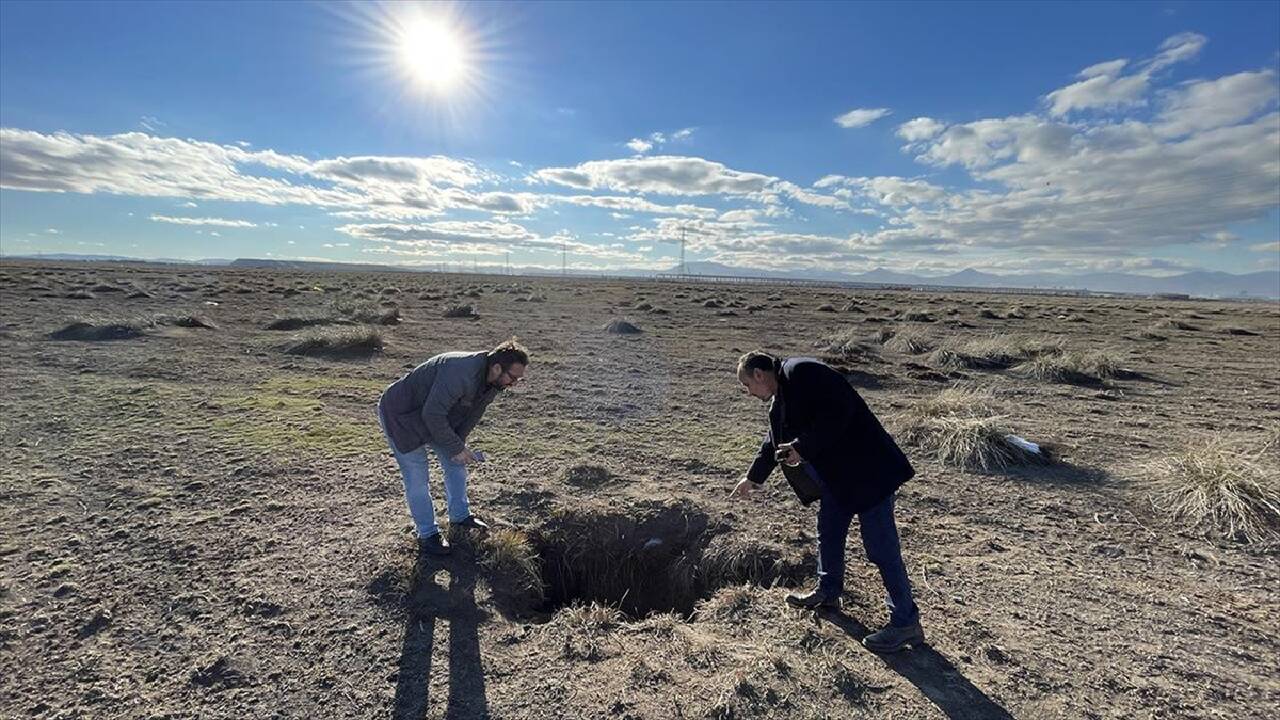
378, 338, 528, 555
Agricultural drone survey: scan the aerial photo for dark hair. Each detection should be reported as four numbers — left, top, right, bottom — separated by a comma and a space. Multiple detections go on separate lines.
489, 337, 530, 370
737, 350, 777, 376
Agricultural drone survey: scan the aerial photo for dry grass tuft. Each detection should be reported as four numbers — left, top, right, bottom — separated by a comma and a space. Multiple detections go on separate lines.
694, 584, 757, 622
442, 303, 478, 319
900, 308, 936, 322
564, 464, 614, 487
332, 296, 400, 325
553, 602, 625, 661
882, 327, 934, 355
285, 326, 384, 357
1143, 433, 1280, 543
479, 528, 544, 602
928, 334, 1028, 371
157, 314, 217, 329
894, 386, 1049, 472
1153, 318, 1199, 332
1014, 349, 1123, 384
49, 318, 150, 341
823, 327, 880, 361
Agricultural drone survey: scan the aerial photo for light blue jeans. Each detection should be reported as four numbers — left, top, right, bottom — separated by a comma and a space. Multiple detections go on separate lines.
378, 408, 471, 539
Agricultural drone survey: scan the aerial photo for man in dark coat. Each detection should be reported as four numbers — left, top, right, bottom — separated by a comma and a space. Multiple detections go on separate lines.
378, 338, 528, 556
732, 351, 924, 652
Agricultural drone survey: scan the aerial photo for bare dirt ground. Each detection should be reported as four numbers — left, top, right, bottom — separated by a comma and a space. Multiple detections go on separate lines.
1, 259, 1278, 720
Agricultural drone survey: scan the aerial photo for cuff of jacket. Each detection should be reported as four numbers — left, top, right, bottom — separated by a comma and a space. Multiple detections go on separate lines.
746, 458, 774, 485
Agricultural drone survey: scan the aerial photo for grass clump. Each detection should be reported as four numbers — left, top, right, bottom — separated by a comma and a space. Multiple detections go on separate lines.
1014, 350, 1123, 384
265, 313, 341, 331
900, 308, 936, 322
479, 528, 544, 603
823, 326, 880, 361
564, 464, 614, 487
553, 602, 625, 661
333, 296, 400, 325
694, 584, 757, 622
882, 327, 934, 355
49, 318, 149, 341
893, 386, 1049, 472
157, 314, 217, 329
442, 303, 478, 319
285, 326, 384, 357
928, 335, 1028, 371
1144, 433, 1280, 543
1153, 318, 1199, 332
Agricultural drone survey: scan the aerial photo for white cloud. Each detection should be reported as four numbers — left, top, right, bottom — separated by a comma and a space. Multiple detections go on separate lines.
1147, 32, 1207, 73
624, 127, 696, 155
1045, 72, 1149, 116
1044, 33, 1206, 117
1208, 231, 1239, 246
1079, 59, 1129, 79
149, 214, 257, 227
0, 129, 360, 206
534, 156, 775, 196
895, 117, 947, 142
1155, 69, 1279, 138
626, 138, 654, 154
912, 116, 1074, 169
44, 228, 60, 234
717, 209, 768, 225
834, 107, 892, 129
1249, 241, 1280, 253
310, 155, 487, 188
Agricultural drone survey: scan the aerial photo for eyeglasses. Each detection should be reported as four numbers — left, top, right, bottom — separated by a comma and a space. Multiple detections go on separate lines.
500, 368, 525, 384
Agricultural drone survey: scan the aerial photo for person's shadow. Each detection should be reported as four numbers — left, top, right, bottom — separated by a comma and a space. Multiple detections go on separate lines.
816, 609, 1015, 720
392, 543, 491, 720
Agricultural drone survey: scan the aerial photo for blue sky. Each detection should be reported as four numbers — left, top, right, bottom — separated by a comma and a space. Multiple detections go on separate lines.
1, 0, 1277, 276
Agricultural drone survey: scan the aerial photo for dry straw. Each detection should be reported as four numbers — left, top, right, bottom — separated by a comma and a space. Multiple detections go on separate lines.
1143, 432, 1280, 544
894, 385, 1049, 472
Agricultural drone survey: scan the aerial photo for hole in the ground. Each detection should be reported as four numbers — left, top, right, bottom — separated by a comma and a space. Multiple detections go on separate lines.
528, 503, 808, 619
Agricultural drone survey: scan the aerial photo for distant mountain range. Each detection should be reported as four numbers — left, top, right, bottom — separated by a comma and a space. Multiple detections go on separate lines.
672, 261, 1280, 299
3, 252, 1277, 299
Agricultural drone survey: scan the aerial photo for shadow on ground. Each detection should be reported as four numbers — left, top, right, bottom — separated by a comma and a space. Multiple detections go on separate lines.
392, 546, 490, 720
817, 609, 1014, 720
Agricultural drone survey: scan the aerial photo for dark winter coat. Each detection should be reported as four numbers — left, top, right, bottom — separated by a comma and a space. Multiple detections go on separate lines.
746, 357, 914, 513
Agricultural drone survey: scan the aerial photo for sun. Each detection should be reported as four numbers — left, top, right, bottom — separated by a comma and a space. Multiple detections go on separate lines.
398, 18, 468, 91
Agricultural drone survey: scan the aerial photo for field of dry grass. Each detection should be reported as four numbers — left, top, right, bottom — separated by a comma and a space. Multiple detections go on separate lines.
1, 259, 1278, 719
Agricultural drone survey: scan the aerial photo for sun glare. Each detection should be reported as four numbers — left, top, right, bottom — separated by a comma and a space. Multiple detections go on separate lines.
398, 18, 467, 90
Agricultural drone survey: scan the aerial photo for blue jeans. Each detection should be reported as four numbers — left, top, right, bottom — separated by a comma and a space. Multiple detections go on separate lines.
378, 408, 471, 539
811, 465, 919, 627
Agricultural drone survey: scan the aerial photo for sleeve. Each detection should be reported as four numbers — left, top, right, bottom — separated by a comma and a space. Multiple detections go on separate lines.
788, 363, 856, 463
746, 427, 777, 485
456, 391, 495, 443
421, 370, 469, 457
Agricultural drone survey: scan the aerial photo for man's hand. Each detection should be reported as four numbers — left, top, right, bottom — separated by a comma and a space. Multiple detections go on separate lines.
451, 448, 479, 465
776, 442, 802, 466
732, 476, 757, 498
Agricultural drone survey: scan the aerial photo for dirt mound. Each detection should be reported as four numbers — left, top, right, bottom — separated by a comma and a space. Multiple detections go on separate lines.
604, 318, 641, 334
48, 320, 146, 341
